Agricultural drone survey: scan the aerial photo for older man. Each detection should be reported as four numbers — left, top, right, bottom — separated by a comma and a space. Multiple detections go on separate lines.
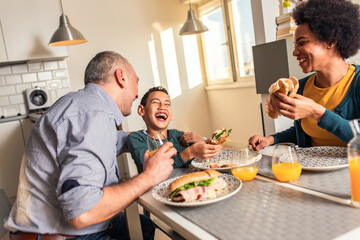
5, 51, 175, 240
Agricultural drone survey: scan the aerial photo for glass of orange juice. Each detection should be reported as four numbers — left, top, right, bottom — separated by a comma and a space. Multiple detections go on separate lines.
347, 119, 360, 208
147, 132, 168, 157
231, 145, 259, 181
272, 143, 302, 182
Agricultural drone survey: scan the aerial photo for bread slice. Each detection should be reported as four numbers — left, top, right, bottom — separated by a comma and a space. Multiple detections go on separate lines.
168, 170, 221, 194
265, 76, 299, 119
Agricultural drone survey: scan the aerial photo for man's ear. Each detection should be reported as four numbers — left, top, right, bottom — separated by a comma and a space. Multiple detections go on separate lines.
115, 69, 126, 88
138, 105, 145, 116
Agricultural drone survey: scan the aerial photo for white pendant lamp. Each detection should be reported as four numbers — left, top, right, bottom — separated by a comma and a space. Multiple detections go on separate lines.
179, 0, 209, 36
49, 0, 87, 46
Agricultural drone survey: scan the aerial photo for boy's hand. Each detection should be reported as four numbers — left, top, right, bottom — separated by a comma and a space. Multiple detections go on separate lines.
181, 132, 204, 146
187, 141, 222, 160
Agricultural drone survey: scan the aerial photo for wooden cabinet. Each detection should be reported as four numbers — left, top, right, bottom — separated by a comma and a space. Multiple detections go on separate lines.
0, 0, 68, 63
0, 119, 33, 198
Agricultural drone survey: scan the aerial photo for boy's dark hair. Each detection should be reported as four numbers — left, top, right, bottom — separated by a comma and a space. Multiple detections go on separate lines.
292, 0, 360, 59
140, 86, 169, 106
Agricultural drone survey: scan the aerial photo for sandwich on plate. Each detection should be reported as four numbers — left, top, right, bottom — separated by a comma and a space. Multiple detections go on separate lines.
265, 76, 299, 119
169, 169, 227, 202
207, 128, 232, 145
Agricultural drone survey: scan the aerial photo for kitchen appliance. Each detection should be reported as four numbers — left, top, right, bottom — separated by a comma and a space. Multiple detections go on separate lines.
26, 86, 51, 113
252, 38, 309, 136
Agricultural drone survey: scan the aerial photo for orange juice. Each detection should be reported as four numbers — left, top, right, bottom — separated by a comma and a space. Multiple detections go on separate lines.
149, 149, 158, 157
272, 162, 302, 182
232, 167, 258, 181
349, 157, 360, 204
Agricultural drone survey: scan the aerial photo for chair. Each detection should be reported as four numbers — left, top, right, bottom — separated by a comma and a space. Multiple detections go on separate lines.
0, 189, 11, 239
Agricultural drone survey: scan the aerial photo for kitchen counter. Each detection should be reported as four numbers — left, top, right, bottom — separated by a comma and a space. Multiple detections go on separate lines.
0, 114, 27, 123
0, 113, 42, 124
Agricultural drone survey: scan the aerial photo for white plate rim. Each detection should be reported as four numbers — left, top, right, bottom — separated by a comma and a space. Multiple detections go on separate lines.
152, 174, 242, 207
296, 146, 348, 172
191, 153, 262, 172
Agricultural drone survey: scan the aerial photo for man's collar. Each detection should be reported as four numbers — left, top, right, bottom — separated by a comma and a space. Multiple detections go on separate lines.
86, 83, 124, 126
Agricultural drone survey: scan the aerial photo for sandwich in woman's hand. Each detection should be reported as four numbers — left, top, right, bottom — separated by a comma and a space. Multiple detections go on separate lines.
207, 128, 232, 145
169, 169, 227, 202
265, 76, 299, 119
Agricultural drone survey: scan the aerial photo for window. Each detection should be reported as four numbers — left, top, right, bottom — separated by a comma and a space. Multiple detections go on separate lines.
199, 0, 255, 85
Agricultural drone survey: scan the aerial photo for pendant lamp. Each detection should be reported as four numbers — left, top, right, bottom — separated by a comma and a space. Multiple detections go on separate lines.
179, 0, 209, 36
49, 0, 87, 46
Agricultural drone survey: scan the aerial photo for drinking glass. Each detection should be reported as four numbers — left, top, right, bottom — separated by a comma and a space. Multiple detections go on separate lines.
231, 145, 259, 181
347, 119, 360, 208
272, 143, 302, 182
147, 132, 168, 157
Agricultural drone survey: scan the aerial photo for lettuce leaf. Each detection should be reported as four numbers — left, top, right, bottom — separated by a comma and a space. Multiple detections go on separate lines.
170, 177, 218, 197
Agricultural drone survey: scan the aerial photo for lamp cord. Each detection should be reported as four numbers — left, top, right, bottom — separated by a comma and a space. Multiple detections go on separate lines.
59, 0, 64, 15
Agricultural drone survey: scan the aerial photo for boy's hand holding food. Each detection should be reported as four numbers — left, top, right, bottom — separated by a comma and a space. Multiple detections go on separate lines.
181, 132, 205, 146
181, 141, 222, 161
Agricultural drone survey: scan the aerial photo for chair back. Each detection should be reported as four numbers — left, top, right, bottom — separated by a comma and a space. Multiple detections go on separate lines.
0, 189, 11, 238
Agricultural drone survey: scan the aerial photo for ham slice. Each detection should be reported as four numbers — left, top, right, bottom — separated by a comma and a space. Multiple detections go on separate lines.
175, 178, 226, 202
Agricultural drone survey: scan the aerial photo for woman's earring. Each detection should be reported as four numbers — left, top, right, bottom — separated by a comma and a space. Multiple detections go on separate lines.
327, 46, 331, 49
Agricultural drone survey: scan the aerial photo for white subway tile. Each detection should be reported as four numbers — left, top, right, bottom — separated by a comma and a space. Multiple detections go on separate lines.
22, 73, 38, 83
5, 75, 22, 85
54, 70, 67, 79
28, 62, 43, 72
3, 105, 19, 117
32, 82, 46, 88
38, 71, 53, 81
49, 89, 57, 104
19, 104, 27, 115
44, 61, 58, 70
58, 60, 67, 69
9, 94, 25, 104
12, 64, 28, 74
56, 88, 70, 99
0, 66, 11, 75
47, 80, 62, 89
61, 79, 70, 88
15, 83, 32, 94
0, 76, 5, 86
0, 96, 9, 106
0, 86, 16, 96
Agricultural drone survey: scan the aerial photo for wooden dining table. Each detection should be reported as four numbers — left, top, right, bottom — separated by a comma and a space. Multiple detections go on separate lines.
125, 151, 360, 240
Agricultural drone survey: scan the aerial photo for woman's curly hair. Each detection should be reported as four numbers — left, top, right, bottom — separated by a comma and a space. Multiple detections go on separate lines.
292, 0, 360, 59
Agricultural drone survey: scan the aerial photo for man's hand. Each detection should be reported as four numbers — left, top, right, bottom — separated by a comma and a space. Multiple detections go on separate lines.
182, 141, 222, 161
142, 142, 176, 187
181, 132, 205, 146
248, 135, 274, 151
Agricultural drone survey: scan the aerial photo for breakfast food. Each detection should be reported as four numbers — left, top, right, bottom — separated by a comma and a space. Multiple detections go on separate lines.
207, 128, 232, 145
169, 169, 227, 202
209, 163, 235, 168
265, 76, 299, 119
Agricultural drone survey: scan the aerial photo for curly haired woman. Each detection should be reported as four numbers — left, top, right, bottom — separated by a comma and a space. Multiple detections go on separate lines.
250, 0, 360, 151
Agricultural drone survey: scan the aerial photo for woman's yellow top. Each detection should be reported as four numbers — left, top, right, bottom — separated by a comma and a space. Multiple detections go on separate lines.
301, 64, 356, 146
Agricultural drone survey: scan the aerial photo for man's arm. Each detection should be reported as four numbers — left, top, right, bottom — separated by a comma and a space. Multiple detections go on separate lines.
69, 142, 175, 229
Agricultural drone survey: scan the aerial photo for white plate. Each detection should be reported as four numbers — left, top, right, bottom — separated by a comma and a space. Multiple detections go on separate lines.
191, 150, 262, 172
296, 146, 348, 172
152, 174, 242, 207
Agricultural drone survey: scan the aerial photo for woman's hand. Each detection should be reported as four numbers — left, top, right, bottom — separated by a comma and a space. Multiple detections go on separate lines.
248, 135, 274, 151
272, 92, 326, 122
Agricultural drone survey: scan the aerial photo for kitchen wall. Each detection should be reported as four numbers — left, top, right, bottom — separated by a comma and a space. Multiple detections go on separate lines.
0, 60, 70, 118
63, 0, 212, 137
